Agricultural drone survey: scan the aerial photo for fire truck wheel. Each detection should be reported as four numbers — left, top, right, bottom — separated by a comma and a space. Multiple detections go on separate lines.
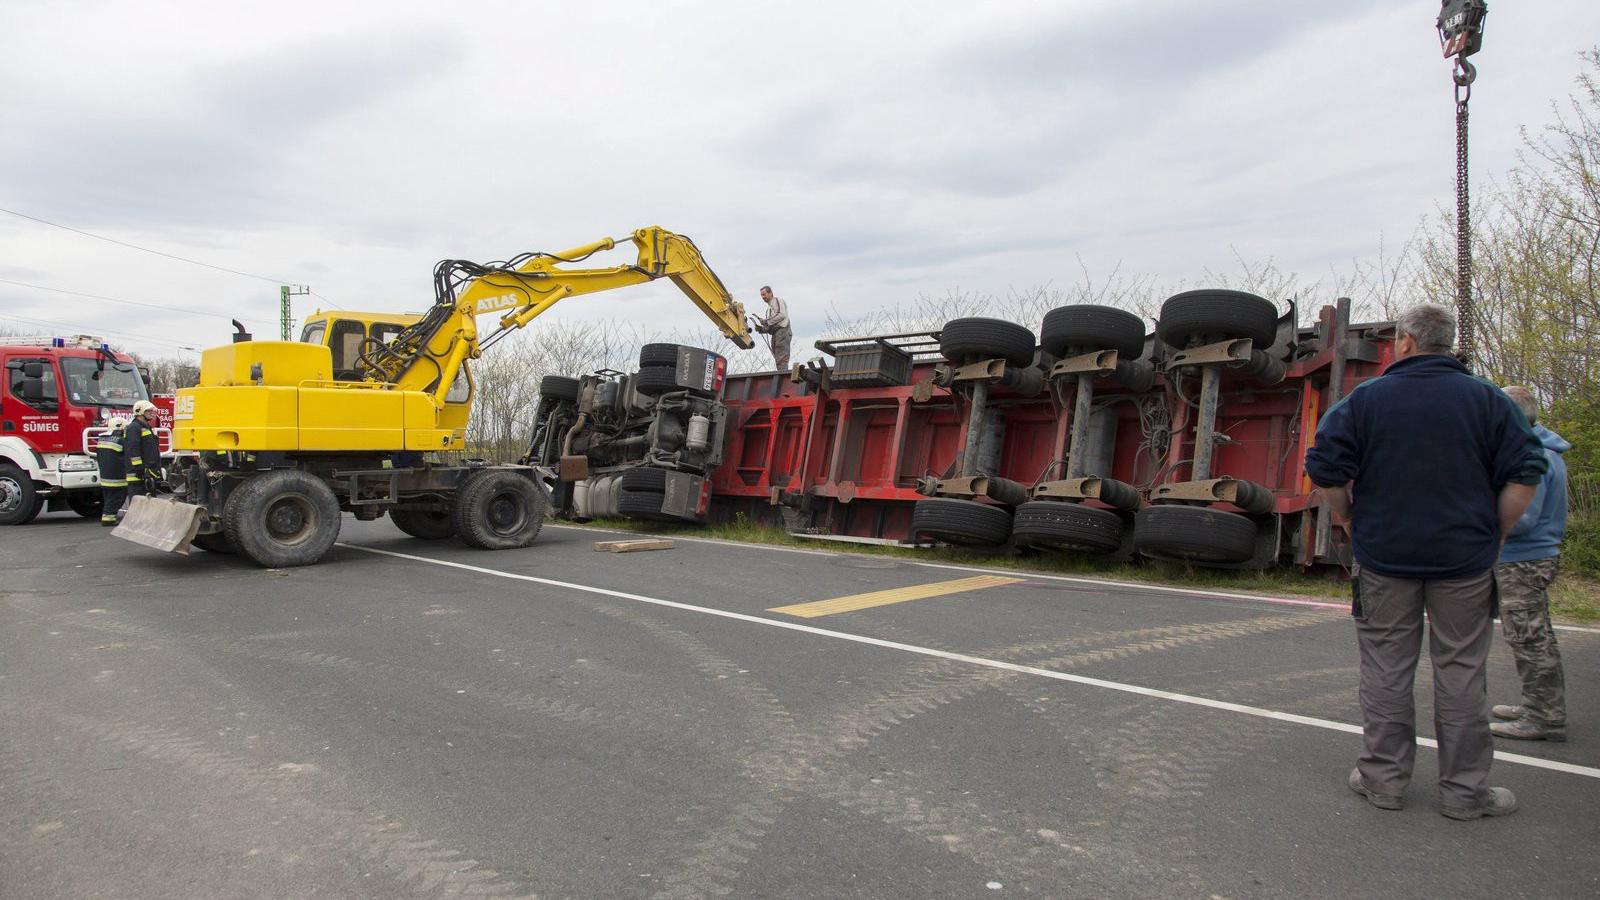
539, 376, 581, 402
453, 470, 545, 550
191, 531, 236, 554
1012, 501, 1124, 553
66, 490, 104, 519
1156, 289, 1279, 349
638, 343, 684, 368
390, 508, 456, 540
1133, 504, 1257, 564
910, 497, 1012, 547
0, 463, 41, 526
1040, 305, 1148, 360
938, 317, 1037, 367
223, 470, 343, 568
619, 467, 668, 493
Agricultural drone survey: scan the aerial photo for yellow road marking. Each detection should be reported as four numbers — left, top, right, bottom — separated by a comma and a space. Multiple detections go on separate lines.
769, 575, 1024, 619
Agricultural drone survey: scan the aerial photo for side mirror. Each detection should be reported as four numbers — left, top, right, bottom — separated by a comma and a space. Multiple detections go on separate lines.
21, 361, 44, 379
21, 377, 45, 402
139, 366, 153, 389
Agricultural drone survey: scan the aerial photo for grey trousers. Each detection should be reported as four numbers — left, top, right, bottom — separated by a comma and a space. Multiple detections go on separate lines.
1354, 566, 1495, 809
769, 326, 792, 371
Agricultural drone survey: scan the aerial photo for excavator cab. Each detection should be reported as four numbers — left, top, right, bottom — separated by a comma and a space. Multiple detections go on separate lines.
300, 310, 474, 433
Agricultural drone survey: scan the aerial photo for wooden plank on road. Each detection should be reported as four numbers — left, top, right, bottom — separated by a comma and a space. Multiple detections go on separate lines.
769, 574, 1023, 618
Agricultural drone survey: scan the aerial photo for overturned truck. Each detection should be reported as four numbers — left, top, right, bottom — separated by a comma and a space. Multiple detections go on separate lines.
543, 291, 1392, 570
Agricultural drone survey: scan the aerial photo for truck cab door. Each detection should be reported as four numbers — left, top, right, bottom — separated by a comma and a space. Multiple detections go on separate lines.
3, 356, 61, 443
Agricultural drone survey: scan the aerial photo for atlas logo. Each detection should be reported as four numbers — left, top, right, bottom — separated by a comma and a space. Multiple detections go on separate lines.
474, 294, 522, 314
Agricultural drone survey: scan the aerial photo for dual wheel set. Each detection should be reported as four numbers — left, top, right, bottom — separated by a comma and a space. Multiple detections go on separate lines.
913, 289, 1281, 567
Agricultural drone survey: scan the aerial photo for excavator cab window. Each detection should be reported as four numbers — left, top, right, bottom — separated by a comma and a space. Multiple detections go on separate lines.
300, 322, 326, 346
329, 321, 366, 380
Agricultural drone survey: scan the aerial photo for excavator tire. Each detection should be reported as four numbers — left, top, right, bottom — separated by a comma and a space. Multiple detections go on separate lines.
1012, 501, 1123, 553
639, 343, 683, 368
66, 490, 104, 519
910, 497, 1012, 547
1040, 305, 1147, 359
223, 469, 342, 568
390, 508, 456, 540
1132, 504, 1257, 564
539, 376, 581, 402
191, 531, 236, 554
938, 317, 1037, 367
1156, 290, 1279, 349
453, 470, 545, 550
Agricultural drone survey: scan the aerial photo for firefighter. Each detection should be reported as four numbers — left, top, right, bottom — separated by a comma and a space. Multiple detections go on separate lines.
95, 417, 128, 526
122, 399, 162, 513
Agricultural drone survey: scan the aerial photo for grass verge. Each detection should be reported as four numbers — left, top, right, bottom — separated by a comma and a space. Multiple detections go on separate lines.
1551, 574, 1600, 624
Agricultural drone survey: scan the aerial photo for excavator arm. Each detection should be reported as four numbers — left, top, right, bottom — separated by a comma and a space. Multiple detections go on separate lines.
363, 226, 754, 402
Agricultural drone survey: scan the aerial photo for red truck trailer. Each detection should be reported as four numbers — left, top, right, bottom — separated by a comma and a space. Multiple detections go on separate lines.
0, 334, 173, 525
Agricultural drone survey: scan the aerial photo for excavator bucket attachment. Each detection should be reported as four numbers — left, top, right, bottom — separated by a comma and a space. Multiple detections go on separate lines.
112, 495, 207, 555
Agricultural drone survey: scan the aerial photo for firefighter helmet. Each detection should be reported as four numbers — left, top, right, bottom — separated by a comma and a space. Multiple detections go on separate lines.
106, 416, 128, 432
132, 400, 157, 419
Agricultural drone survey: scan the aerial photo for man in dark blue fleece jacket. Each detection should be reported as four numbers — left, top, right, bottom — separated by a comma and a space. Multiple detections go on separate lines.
1304, 303, 1545, 820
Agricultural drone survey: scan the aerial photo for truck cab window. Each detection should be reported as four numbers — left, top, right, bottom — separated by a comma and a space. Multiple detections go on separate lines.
6, 358, 59, 409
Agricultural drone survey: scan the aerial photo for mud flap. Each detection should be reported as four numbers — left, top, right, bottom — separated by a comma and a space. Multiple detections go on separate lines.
112, 495, 207, 555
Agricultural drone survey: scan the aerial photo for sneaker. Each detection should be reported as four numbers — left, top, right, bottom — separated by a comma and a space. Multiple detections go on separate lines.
1491, 704, 1527, 721
1441, 787, 1518, 820
1348, 768, 1403, 810
1490, 718, 1566, 742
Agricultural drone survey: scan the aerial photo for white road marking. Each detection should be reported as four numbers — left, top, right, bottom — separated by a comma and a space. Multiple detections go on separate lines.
340, 542, 1600, 781
544, 523, 1600, 634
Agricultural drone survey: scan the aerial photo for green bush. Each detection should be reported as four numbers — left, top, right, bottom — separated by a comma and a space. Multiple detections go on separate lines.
1564, 513, 1600, 578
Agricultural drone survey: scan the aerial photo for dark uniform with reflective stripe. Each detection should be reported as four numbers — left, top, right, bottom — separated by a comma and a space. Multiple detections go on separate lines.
122, 417, 161, 506
95, 429, 127, 525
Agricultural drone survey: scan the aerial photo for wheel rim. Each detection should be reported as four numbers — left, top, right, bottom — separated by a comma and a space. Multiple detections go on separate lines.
485, 491, 527, 536
0, 476, 22, 514
263, 492, 317, 545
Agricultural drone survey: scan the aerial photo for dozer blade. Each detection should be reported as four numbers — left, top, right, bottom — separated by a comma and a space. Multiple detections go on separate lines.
112, 495, 207, 555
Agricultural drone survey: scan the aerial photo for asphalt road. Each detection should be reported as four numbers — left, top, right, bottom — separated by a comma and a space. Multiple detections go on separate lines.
3, 511, 1598, 899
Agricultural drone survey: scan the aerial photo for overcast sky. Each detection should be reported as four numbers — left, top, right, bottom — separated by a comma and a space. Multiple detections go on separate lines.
2, 0, 1596, 362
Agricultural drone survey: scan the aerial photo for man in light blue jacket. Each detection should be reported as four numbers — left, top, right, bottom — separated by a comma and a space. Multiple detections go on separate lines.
1491, 386, 1571, 742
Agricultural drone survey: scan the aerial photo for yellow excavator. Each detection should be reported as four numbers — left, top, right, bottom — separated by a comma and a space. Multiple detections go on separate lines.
115, 226, 753, 567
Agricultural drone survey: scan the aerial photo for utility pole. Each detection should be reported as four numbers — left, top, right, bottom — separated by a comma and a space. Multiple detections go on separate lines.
280, 284, 310, 341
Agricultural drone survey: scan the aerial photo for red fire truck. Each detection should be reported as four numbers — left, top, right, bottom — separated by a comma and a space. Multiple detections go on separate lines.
0, 335, 173, 525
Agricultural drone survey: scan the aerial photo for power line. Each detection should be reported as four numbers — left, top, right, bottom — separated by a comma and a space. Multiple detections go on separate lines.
0, 277, 236, 321
0, 205, 289, 284
0, 312, 201, 353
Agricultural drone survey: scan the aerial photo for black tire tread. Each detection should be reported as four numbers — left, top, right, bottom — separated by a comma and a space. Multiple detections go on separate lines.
452, 470, 545, 550
910, 498, 1012, 546
1012, 501, 1124, 553
0, 463, 40, 526
539, 375, 581, 401
1157, 289, 1278, 349
222, 469, 342, 568
638, 343, 682, 367
1133, 505, 1257, 564
66, 491, 103, 519
939, 317, 1037, 367
390, 507, 456, 540
1040, 305, 1147, 359
619, 467, 668, 493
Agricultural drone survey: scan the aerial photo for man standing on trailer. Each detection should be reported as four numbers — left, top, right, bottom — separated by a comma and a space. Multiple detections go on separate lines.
1304, 303, 1545, 820
1490, 385, 1571, 742
754, 285, 792, 370
121, 399, 162, 512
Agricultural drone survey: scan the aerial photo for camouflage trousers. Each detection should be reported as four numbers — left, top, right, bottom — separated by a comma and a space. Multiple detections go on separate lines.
1495, 557, 1566, 726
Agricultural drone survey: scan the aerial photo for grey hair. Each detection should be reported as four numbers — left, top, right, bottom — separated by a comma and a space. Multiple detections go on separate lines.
1502, 385, 1539, 425
1396, 303, 1456, 353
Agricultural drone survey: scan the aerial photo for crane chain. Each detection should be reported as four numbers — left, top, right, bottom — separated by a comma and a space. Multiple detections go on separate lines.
1453, 59, 1476, 368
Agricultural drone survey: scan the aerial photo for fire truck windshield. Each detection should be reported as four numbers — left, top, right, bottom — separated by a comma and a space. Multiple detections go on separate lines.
59, 358, 149, 408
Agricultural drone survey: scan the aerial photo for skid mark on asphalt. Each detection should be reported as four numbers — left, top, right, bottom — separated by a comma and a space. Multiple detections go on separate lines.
54, 714, 537, 899
768, 574, 1024, 618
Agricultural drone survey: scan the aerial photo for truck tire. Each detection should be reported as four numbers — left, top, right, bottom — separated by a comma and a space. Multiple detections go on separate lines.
910, 497, 1011, 547
633, 365, 712, 398
223, 469, 343, 568
939, 317, 1036, 367
619, 467, 668, 493
1156, 289, 1278, 349
453, 470, 545, 550
191, 531, 236, 554
66, 490, 104, 519
638, 343, 683, 368
617, 488, 668, 519
539, 375, 581, 401
1012, 501, 1123, 553
0, 463, 41, 526
1133, 505, 1257, 564
390, 508, 456, 540
1040, 305, 1147, 359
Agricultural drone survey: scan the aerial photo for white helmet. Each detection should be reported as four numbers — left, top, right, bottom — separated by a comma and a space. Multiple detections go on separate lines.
132, 400, 157, 418
106, 416, 128, 432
